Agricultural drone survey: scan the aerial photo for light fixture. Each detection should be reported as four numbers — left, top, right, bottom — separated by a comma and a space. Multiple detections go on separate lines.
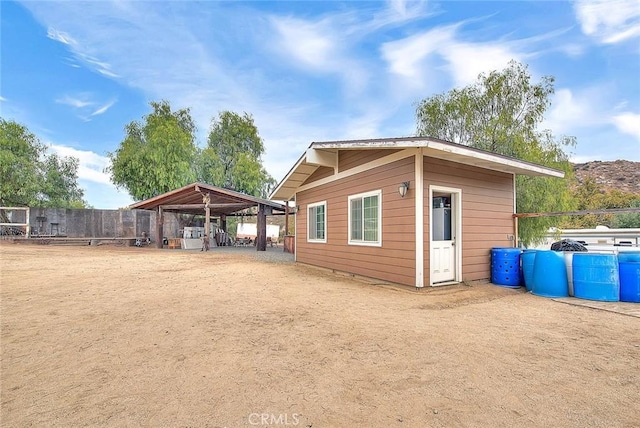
398, 181, 410, 197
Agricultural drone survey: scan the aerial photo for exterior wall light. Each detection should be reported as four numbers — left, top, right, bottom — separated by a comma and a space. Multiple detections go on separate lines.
398, 181, 410, 197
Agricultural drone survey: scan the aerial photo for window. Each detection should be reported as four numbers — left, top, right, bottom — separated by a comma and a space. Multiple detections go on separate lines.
307, 201, 326, 243
348, 190, 382, 246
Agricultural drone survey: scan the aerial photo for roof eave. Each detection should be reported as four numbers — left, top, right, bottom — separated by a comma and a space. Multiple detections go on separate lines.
129, 182, 199, 210
130, 182, 286, 212
270, 154, 311, 201
269, 138, 566, 201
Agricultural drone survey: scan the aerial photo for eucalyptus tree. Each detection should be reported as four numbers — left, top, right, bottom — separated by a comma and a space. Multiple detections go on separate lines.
107, 101, 198, 200
199, 111, 275, 198
1, 118, 85, 208
415, 60, 575, 246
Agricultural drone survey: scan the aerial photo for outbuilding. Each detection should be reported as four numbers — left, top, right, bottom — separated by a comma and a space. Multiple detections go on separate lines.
270, 137, 564, 288
131, 182, 286, 250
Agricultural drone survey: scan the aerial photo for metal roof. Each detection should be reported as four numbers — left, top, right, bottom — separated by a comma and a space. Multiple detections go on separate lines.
270, 136, 566, 201
130, 182, 286, 215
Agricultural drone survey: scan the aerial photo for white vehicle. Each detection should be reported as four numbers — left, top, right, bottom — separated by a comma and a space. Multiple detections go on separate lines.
236, 223, 280, 245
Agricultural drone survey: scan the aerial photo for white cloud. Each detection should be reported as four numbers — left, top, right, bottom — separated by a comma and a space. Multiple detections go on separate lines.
0, 96, 7, 102
47, 143, 113, 185
611, 112, 640, 140
24, 2, 247, 116
91, 99, 116, 116
574, 0, 640, 44
341, 110, 389, 140
541, 87, 616, 135
55, 94, 93, 109
268, 15, 370, 96
543, 86, 640, 143
387, 0, 410, 17
270, 17, 336, 71
441, 42, 519, 88
46, 24, 119, 78
82, 55, 119, 78
47, 27, 76, 45
381, 27, 448, 81
558, 43, 587, 57
542, 88, 639, 163
381, 23, 522, 91
267, 1, 433, 97
366, 0, 432, 31
55, 93, 116, 120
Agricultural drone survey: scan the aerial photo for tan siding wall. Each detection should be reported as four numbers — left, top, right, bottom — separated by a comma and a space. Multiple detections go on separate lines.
338, 149, 401, 172
297, 156, 416, 286
423, 157, 515, 282
303, 166, 335, 185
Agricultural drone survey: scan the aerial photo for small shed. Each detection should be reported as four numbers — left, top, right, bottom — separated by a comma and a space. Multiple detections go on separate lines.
270, 137, 564, 287
130, 182, 287, 250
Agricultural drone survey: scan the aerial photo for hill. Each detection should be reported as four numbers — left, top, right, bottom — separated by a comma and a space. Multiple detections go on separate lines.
573, 160, 640, 194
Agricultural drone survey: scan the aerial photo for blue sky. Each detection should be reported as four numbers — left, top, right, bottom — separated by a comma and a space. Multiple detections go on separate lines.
1, 0, 639, 209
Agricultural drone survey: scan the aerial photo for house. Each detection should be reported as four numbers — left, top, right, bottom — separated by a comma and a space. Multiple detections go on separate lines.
270, 137, 564, 288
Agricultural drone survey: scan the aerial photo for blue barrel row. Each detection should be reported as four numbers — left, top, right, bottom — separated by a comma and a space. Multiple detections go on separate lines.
491, 248, 640, 303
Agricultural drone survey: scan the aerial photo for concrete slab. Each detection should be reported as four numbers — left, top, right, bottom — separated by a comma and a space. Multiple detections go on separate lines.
553, 297, 640, 318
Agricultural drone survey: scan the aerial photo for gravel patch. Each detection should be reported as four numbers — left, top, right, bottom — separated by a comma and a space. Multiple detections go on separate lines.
208, 243, 295, 263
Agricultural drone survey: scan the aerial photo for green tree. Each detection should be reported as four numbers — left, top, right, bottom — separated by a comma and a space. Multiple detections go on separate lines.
415, 60, 576, 246
612, 199, 640, 228
0, 118, 86, 208
562, 177, 640, 228
0, 118, 43, 206
107, 100, 198, 201
200, 111, 275, 197
39, 153, 86, 208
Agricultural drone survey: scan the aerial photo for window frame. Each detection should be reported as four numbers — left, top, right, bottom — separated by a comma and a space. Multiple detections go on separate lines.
306, 201, 327, 243
348, 189, 382, 247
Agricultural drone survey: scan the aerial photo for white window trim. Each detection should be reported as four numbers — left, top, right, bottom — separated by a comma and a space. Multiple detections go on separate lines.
307, 201, 327, 243
348, 189, 382, 247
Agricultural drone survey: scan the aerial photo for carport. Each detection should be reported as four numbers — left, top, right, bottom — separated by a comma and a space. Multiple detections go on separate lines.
130, 182, 287, 250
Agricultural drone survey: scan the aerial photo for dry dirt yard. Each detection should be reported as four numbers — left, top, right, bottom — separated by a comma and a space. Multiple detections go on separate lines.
1, 243, 638, 428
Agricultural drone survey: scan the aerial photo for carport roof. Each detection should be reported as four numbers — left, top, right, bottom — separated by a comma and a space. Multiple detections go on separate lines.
130, 182, 286, 216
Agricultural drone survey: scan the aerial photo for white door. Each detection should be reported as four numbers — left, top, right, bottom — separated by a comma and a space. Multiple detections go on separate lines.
431, 240, 455, 283
430, 187, 461, 285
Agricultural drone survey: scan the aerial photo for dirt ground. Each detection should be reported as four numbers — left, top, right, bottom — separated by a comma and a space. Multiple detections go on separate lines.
1, 243, 638, 428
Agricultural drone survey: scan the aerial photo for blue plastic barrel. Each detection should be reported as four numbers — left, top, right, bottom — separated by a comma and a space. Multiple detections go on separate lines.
491, 248, 522, 288
563, 252, 575, 296
532, 250, 568, 298
521, 250, 537, 292
618, 252, 640, 263
619, 261, 640, 303
572, 254, 619, 302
